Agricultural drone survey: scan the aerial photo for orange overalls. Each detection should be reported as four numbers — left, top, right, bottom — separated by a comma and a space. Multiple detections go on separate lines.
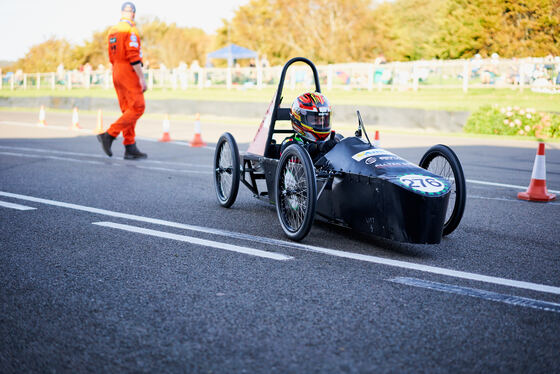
107, 17, 145, 145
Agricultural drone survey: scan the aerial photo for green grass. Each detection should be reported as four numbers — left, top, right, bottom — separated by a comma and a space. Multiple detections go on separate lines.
2, 86, 559, 113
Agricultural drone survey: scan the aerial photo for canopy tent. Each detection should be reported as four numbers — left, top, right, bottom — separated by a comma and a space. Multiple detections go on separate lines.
206, 44, 258, 67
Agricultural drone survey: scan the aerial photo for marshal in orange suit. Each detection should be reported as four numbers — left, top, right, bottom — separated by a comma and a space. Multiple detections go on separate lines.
97, 2, 148, 159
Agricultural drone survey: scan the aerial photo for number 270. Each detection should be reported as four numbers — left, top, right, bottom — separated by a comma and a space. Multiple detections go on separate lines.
401, 177, 442, 188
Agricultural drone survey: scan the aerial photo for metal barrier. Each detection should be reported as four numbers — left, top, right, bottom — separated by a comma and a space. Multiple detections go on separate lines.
2, 58, 559, 93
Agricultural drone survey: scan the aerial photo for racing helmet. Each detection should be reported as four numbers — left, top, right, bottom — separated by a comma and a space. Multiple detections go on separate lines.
290, 92, 332, 142
122, 2, 136, 12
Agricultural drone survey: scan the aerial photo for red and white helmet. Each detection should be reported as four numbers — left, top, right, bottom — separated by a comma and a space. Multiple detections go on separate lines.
290, 92, 332, 142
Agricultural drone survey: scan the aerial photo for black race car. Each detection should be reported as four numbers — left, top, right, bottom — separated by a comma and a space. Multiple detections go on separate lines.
213, 57, 466, 244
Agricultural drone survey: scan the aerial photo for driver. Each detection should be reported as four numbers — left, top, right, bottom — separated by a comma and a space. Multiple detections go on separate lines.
280, 92, 341, 161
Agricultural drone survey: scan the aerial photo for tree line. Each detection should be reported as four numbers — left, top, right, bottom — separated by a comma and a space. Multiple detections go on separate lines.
6, 0, 560, 72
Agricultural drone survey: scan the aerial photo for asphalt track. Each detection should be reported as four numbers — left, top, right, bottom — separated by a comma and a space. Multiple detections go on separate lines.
1, 111, 559, 373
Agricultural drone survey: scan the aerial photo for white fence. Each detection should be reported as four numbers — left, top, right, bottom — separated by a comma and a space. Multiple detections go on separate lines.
2, 58, 559, 93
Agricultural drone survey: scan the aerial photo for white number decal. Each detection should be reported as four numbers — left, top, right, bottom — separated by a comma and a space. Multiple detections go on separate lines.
398, 174, 446, 194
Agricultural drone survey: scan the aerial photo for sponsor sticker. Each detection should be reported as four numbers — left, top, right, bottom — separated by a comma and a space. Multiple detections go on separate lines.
109, 37, 117, 44
397, 174, 449, 195
129, 42, 139, 48
365, 157, 376, 165
130, 34, 138, 42
352, 149, 395, 161
375, 162, 410, 168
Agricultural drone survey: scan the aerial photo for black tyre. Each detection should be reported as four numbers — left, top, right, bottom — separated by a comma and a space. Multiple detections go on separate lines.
275, 144, 317, 241
419, 144, 466, 236
214, 133, 240, 208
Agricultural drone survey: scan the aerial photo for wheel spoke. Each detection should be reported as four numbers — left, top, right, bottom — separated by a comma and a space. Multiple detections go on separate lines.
426, 155, 456, 224
280, 155, 308, 232
217, 142, 233, 200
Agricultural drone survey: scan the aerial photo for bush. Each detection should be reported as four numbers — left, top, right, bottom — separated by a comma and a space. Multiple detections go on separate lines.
464, 105, 560, 139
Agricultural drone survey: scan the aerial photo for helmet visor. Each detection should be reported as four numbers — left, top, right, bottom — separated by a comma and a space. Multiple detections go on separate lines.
304, 111, 330, 131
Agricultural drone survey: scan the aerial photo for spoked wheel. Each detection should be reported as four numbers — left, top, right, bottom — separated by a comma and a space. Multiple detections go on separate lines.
275, 144, 317, 241
419, 144, 466, 236
213, 133, 240, 208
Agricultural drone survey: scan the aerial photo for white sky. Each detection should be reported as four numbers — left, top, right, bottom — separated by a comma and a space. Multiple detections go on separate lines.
0, 0, 251, 61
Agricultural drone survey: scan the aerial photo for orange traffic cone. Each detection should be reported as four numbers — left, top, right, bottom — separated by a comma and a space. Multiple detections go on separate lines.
517, 142, 556, 202
159, 114, 172, 142
94, 109, 104, 134
38, 105, 47, 126
190, 113, 206, 147
373, 130, 380, 147
71, 107, 81, 130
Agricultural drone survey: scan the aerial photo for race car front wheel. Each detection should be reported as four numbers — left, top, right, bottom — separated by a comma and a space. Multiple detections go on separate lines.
214, 132, 240, 208
275, 144, 317, 241
419, 144, 466, 236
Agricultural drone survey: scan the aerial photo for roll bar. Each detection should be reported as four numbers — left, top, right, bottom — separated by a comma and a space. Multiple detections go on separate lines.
264, 57, 322, 158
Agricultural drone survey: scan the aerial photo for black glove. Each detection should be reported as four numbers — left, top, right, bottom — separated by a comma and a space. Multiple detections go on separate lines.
318, 132, 337, 153
306, 142, 319, 157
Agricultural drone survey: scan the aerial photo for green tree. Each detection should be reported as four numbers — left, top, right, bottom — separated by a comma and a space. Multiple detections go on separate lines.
432, 0, 560, 58
71, 27, 112, 68
13, 38, 75, 72
216, 0, 378, 65
138, 18, 211, 68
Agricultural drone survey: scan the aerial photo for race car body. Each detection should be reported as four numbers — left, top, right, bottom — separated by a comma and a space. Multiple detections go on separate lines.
315, 137, 450, 243
213, 57, 465, 244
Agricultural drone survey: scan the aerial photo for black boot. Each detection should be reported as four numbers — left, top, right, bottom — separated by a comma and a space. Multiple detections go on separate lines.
96, 132, 116, 157
124, 143, 147, 160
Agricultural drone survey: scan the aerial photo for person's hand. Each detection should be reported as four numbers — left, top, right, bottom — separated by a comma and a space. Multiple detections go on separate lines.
140, 78, 147, 92
326, 131, 338, 148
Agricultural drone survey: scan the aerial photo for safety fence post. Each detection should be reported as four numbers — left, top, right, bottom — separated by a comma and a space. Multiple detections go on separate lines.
172, 70, 177, 90
391, 62, 398, 91
104, 70, 110, 89
36, 73, 40, 90
412, 62, 419, 91
200, 68, 206, 89
257, 65, 263, 89
67, 72, 72, 90
462, 60, 470, 93
327, 65, 333, 91
148, 69, 154, 90
196, 67, 202, 89
519, 61, 525, 92
85, 71, 90, 89
368, 64, 374, 91
290, 68, 296, 90
51, 73, 55, 90
0, 68, 2, 90
226, 67, 232, 89
10, 74, 14, 90
23, 74, 27, 90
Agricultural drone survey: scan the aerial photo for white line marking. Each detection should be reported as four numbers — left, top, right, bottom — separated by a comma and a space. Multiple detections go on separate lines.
0, 121, 214, 149
0, 120, 71, 131
467, 178, 560, 194
0, 151, 105, 165
93, 221, 292, 261
135, 165, 211, 175
135, 137, 214, 150
390, 277, 560, 313
0, 200, 36, 210
2, 190, 560, 295
0, 145, 210, 168
0, 151, 211, 175
469, 195, 560, 206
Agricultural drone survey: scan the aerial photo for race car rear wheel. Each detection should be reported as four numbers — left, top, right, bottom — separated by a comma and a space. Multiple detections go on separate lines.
275, 144, 317, 241
420, 144, 466, 236
214, 132, 240, 208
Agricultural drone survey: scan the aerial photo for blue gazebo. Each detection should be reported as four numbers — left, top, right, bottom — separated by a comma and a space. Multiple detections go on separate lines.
207, 44, 258, 67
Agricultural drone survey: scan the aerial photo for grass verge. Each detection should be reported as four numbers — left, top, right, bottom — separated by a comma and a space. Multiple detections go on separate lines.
2, 86, 560, 113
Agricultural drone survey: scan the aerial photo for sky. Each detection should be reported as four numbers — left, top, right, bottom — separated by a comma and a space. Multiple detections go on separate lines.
0, 0, 251, 61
